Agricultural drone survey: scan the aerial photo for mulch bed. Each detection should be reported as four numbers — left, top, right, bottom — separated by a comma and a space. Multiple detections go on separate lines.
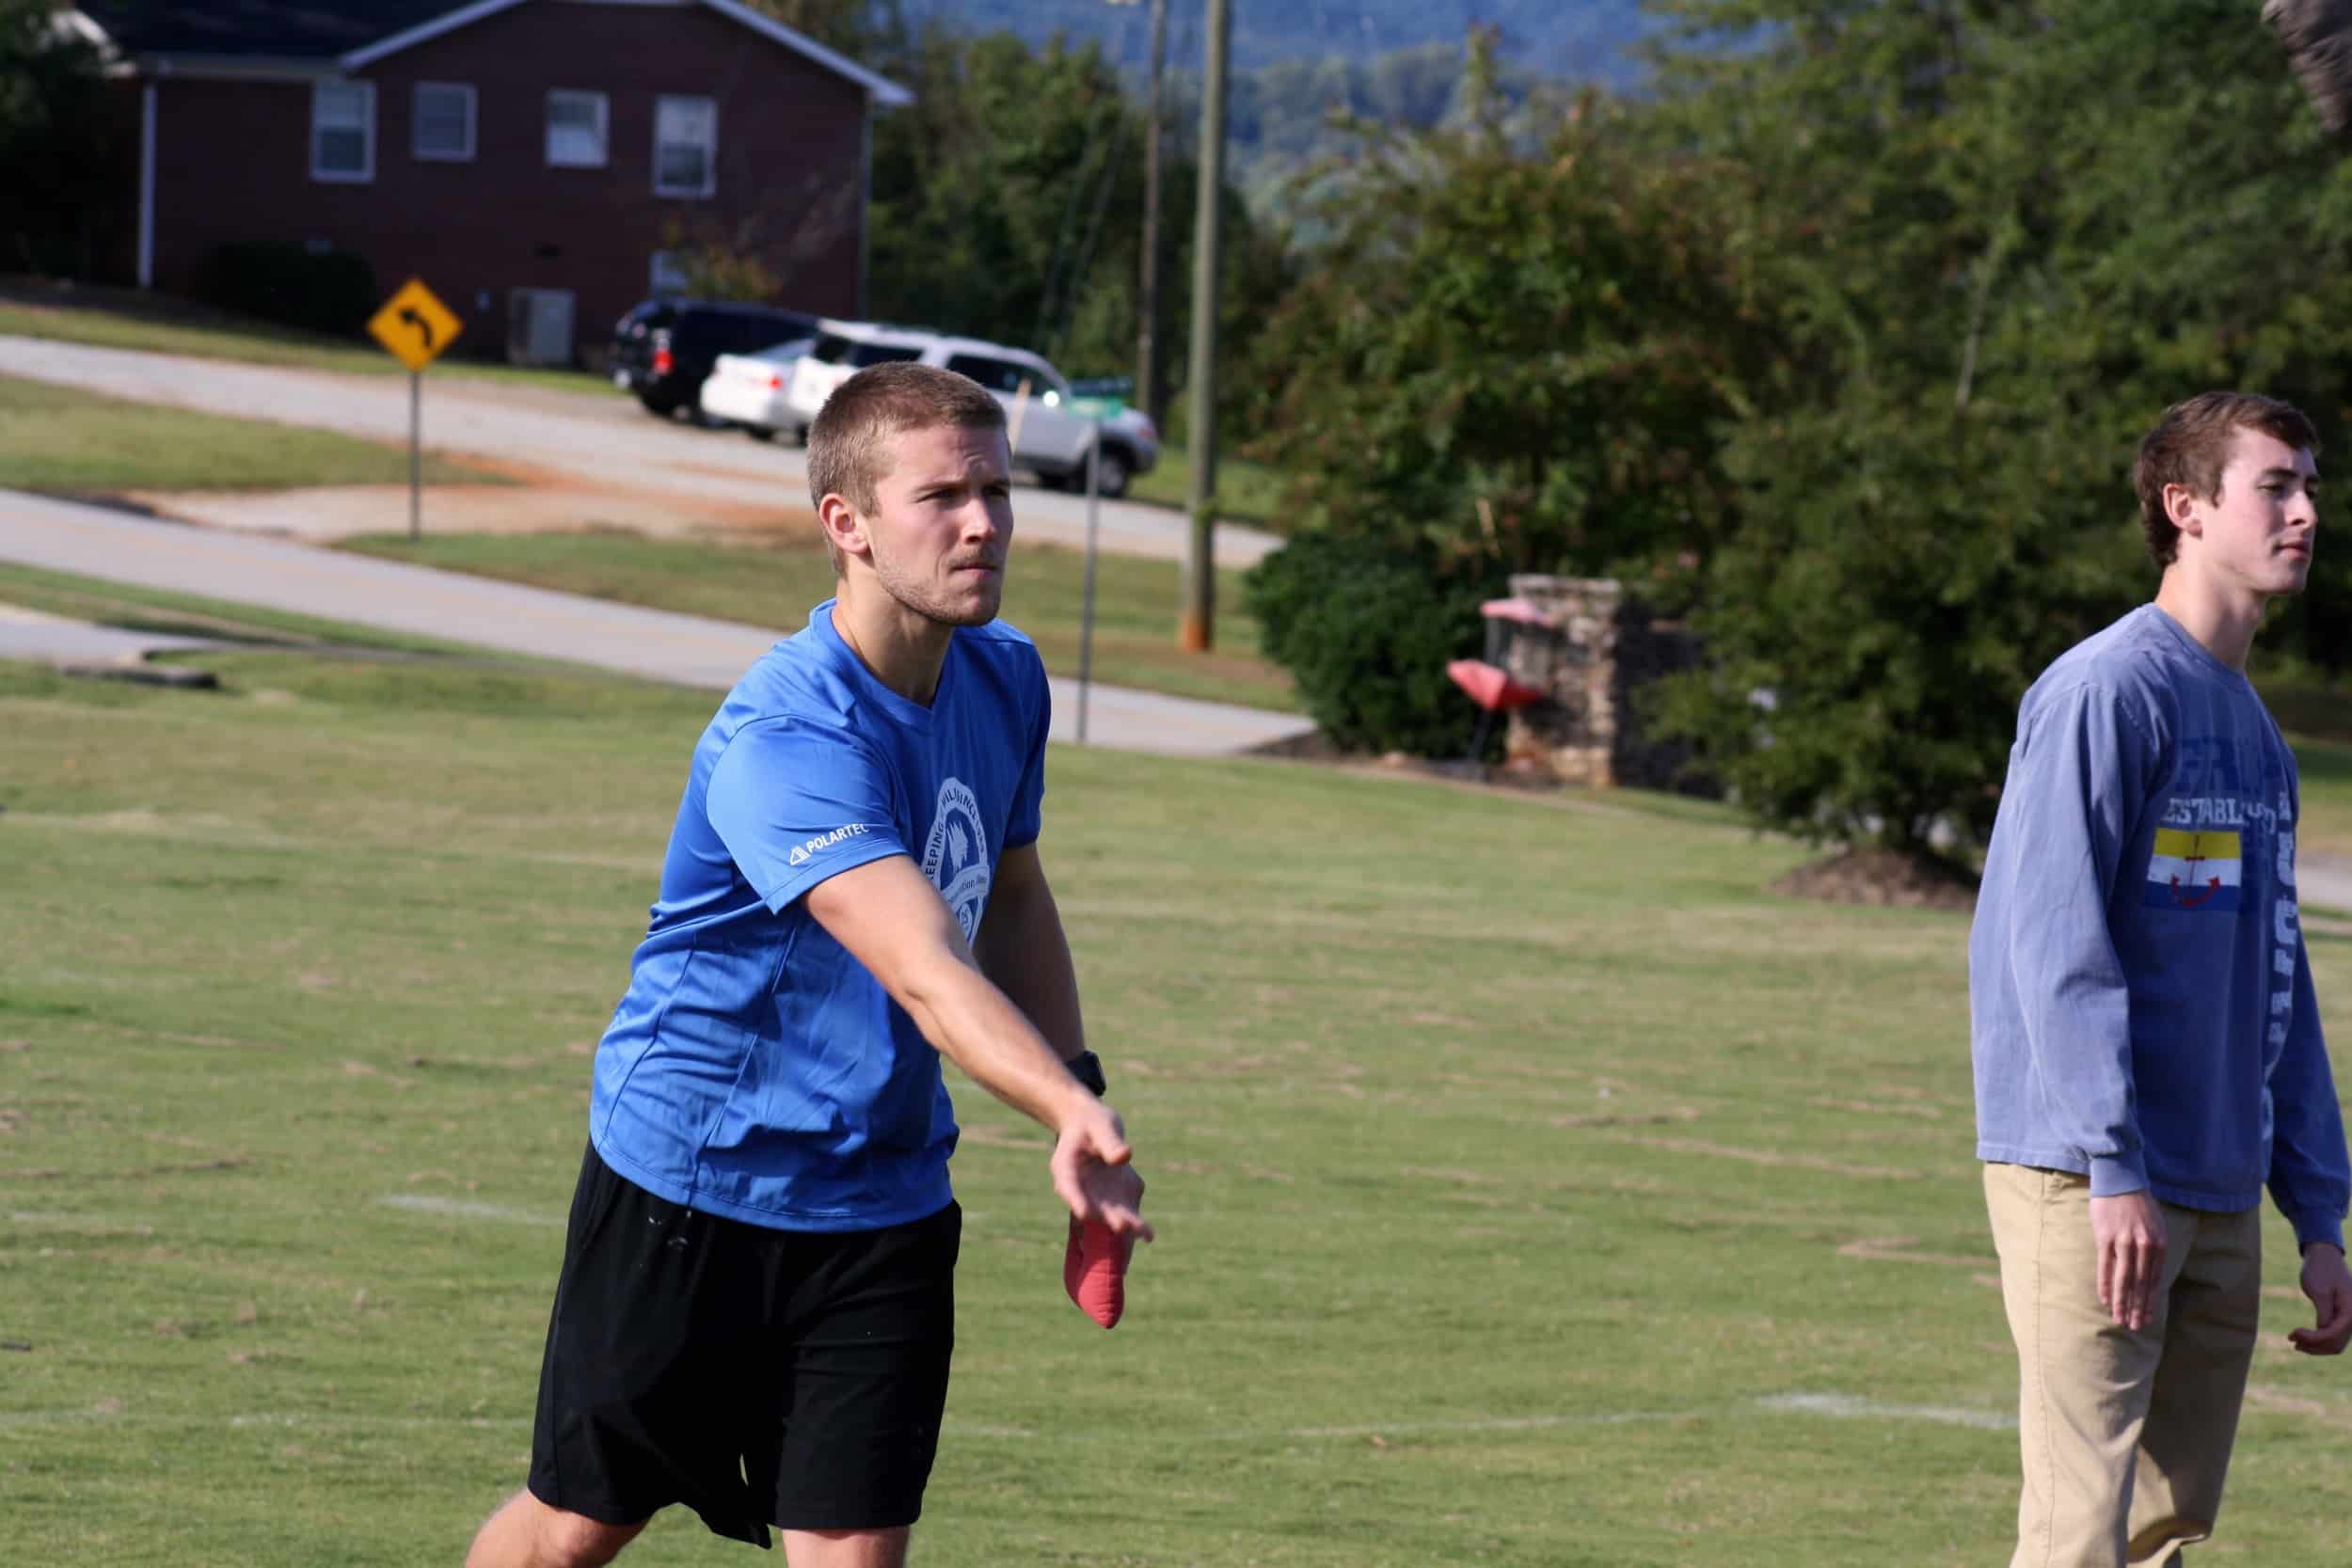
1769, 847, 1979, 911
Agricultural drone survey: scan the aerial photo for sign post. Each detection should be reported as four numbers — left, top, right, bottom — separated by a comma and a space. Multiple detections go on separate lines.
408, 371, 421, 539
1077, 418, 1103, 745
366, 278, 464, 542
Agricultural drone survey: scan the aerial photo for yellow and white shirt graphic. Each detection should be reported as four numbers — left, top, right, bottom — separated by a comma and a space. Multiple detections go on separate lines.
2143, 827, 2242, 913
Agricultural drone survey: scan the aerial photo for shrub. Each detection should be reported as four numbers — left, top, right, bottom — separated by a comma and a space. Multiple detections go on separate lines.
1245, 531, 1501, 757
192, 242, 378, 337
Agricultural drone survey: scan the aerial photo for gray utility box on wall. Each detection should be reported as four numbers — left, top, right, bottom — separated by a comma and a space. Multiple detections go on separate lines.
507, 288, 577, 367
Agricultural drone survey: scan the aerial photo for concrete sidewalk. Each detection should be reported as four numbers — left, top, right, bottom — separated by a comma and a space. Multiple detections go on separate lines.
0, 600, 221, 677
0, 488, 1314, 758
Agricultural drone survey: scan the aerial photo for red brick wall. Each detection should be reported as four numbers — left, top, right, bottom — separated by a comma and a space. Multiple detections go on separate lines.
147, 0, 874, 361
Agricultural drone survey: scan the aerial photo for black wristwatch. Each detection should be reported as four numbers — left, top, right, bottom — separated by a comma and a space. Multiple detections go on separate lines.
1065, 1049, 1108, 1097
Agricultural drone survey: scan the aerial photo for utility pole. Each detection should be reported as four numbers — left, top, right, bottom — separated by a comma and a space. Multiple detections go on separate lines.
1180, 0, 1231, 654
1136, 0, 1168, 432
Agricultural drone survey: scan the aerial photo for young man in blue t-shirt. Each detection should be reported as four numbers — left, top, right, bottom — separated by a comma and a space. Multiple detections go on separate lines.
1972, 391, 2351, 1567
465, 362, 1152, 1568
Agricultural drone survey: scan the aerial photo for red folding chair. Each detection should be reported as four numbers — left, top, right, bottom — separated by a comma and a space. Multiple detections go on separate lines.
1446, 597, 1551, 766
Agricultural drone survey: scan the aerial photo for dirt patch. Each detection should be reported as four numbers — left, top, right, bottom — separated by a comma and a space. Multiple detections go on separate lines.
1770, 847, 1979, 911
1548, 1108, 1701, 1130
1247, 731, 1563, 793
2243, 1385, 2346, 1423
1246, 737, 1660, 816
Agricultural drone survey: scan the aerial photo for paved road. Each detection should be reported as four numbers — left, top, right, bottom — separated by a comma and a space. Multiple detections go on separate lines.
0, 488, 1314, 757
0, 336, 1282, 567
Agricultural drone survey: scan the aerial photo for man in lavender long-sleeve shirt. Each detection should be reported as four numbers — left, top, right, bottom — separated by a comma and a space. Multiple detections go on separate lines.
1972, 391, 2352, 1568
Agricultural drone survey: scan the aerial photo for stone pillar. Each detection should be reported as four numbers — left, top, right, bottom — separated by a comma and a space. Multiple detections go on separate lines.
1498, 575, 1708, 793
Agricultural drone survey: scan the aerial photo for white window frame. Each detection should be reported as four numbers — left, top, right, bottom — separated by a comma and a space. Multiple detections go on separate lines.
546, 89, 610, 169
310, 78, 376, 183
653, 93, 718, 198
648, 250, 691, 298
411, 81, 476, 163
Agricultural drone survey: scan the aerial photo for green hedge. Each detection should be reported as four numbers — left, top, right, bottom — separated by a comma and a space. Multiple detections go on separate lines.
192, 242, 378, 338
1244, 531, 1501, 757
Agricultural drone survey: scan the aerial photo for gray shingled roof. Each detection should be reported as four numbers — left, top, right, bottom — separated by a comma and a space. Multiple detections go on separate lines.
77, 1, 911, 103
80, 1, 469, 59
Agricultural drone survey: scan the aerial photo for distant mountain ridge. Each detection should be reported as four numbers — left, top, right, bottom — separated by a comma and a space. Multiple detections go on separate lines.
900, 0, 1656, 87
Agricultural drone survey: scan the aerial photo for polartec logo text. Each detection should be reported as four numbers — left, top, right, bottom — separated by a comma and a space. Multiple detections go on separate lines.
787, 823, 872, 867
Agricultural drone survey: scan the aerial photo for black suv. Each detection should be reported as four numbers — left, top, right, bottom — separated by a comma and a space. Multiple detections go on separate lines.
609, 299, 818, 419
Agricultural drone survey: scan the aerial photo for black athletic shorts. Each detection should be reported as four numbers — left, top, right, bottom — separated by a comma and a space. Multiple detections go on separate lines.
527, 1143, 960, 1549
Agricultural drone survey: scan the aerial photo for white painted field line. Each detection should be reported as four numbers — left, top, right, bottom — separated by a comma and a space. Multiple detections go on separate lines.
1205, 1411, 1690, 1442
1758, 1392, 2015, 1432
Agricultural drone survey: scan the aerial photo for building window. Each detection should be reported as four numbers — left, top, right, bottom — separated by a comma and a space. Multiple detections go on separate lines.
649, 250, 691, 298
412, 82, 475, 162
546, 89, 609, 168
654, 94, 717, 198
310, 78, 375, 182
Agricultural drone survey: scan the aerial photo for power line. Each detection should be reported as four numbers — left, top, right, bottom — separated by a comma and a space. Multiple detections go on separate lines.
1033, 4, 1141, 349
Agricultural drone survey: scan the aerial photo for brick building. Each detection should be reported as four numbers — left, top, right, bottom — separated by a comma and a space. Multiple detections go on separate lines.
74, 0, 909, 363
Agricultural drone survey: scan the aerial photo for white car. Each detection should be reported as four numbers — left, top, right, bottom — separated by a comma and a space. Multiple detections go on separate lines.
695, 337, 814, 440
783, 321, 1158, 498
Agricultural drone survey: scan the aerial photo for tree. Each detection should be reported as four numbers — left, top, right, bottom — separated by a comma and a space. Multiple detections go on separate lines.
1234, 33, 1769, 756
1643, 0, 2352, 854
738, 0, 907, 56
1248, 37, 1764, 585
0, 0, 120, 278
864, 22, 1295, 419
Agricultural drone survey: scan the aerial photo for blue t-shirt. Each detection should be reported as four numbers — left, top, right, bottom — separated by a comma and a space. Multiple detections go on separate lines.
589, 601, 1051, 1231
1970, 605, 2348, 1250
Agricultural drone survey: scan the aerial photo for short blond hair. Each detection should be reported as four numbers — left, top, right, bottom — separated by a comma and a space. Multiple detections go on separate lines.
807, 362, 1008, 573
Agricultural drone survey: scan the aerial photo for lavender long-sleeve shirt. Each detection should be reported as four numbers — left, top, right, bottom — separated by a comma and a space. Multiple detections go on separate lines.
1970, 606, 2347, 1250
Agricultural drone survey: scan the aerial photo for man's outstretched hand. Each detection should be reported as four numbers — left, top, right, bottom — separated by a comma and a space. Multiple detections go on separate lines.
1051, 1105, 1151, 1328
2292, 1242, 2352, 1355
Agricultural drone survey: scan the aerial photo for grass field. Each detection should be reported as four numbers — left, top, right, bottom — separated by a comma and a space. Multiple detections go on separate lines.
2301, 736, 2352, 863
0, 375, 507, 494
0, 281, 620, 398
2262, 678, 2352, 863
338, 531, 1298, 714
5, 618, 2352, 1567
1122, 443, 1287, 527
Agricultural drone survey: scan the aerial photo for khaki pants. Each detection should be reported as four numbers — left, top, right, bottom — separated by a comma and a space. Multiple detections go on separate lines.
1983, 1164, 2262, 1568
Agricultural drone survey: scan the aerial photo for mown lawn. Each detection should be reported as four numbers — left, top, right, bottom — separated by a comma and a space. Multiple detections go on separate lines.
0, 375, 508, 493
0, 281, 618, 398
2262, 675, 2352, 862
3, 619, 2350, 1567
